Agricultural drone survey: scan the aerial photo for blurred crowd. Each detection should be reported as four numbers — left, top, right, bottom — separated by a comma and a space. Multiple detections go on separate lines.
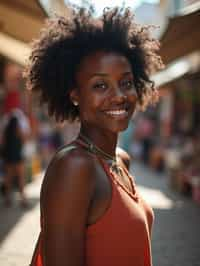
0, 62, 80, 207
120, 88, 200, 204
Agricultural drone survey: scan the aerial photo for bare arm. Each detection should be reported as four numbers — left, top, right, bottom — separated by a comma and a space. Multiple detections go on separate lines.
40, 149, 95, 266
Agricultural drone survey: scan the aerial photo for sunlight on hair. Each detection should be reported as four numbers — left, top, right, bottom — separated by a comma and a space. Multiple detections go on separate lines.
65, 0, 159, 16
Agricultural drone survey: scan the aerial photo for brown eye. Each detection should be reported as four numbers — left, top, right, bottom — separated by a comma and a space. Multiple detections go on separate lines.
93, 81, 108, 90
120, 79, 134, 90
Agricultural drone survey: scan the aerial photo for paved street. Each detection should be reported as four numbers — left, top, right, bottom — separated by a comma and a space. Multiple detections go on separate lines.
0, 174, 41, 266
131, 163, 200, 266
0, 163, 200, 266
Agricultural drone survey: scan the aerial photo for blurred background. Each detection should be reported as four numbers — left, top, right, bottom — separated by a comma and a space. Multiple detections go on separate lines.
0, 1, 200, 265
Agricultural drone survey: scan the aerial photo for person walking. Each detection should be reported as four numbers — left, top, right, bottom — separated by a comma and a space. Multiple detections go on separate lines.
1, 111, 29, 207
25, 6, 163, 266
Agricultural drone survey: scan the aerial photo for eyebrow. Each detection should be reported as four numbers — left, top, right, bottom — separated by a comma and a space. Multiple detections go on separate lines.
90, 71, 133, 78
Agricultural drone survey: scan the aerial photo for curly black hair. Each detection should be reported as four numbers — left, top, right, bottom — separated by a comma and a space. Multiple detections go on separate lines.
24, 7, 163, 122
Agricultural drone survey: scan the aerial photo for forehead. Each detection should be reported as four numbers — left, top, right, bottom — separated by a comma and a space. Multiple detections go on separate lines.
76, 51, 132, 82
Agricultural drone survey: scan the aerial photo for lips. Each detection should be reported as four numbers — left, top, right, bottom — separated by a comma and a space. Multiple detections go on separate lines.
105, 109, 127, 115
103, 108, 129, 118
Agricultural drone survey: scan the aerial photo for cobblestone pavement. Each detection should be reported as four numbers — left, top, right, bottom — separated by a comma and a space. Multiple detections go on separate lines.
0, 163, 199, 266
131, 162, 200, 266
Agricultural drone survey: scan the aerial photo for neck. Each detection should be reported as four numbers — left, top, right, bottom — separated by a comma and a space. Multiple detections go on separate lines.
79, 125, 118, 157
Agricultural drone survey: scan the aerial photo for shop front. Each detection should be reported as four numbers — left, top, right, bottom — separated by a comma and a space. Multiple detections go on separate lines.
152, 3, 200, 204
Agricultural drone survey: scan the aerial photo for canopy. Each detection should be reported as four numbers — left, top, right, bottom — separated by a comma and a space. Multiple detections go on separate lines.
159, 3, 200, 65
0, 0, 47, 65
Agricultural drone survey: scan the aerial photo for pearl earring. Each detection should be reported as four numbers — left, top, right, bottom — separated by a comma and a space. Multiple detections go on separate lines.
73, 101, 78, 106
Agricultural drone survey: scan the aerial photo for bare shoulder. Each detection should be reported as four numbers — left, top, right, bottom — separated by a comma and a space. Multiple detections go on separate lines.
43, 144, 96, 186
116, 146, 131, 170
40, 144, 96, 226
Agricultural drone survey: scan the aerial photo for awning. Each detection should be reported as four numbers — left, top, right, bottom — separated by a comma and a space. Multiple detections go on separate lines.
0, 0, 47, 65
159, 3, 200, 65
152, 51, 200, 87
0, 32, 30, 66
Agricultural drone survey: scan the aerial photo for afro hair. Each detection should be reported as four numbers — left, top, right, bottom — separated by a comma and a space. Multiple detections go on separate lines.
24, 7, 163, 122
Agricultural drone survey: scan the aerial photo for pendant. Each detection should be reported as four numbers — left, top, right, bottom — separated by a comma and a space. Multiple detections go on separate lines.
110, 162, 123, 177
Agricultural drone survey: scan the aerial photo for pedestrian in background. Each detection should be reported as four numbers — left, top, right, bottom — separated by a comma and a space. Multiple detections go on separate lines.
0, 63, 30, 207
25, 6, 163, 266
1, 110, 29, 207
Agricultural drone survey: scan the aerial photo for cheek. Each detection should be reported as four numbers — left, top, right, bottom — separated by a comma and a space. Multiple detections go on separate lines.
129, 92, 138, 106
79, 94, 105, 120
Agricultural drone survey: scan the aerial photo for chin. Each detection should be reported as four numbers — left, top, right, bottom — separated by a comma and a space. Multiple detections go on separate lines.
108, 122, 130, 134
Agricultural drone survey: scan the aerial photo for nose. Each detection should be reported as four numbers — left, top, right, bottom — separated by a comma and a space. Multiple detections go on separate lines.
111, 85, 127, 102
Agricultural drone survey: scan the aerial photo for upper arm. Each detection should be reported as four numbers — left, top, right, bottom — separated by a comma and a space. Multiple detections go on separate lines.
116, 147, 131, 170
40, 150, 95, 266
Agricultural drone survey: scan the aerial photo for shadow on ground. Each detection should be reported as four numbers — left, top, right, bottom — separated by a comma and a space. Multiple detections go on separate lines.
0, 195, 39, 245
152, 207, 200, 266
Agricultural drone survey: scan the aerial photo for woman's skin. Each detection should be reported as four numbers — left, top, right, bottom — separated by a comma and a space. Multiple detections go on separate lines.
40, 51, 138, 266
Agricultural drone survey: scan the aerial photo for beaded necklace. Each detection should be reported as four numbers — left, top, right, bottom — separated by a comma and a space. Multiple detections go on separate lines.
79, 133, 120, 174
77, 133, 138, 201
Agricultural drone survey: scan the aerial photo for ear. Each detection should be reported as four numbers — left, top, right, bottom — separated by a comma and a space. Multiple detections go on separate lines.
70, 89, 79, 106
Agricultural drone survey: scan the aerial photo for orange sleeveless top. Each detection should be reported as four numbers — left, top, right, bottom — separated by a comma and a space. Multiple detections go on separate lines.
30, 143, 154, 266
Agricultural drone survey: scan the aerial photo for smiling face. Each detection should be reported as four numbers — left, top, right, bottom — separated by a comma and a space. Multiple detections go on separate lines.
71, 51, 138, 134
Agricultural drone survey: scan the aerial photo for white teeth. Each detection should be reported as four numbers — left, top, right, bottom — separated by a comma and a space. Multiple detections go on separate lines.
105, 110, 127, 115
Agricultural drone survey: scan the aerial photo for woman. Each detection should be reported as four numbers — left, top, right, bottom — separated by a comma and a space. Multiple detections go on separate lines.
25, 7, 162, 266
